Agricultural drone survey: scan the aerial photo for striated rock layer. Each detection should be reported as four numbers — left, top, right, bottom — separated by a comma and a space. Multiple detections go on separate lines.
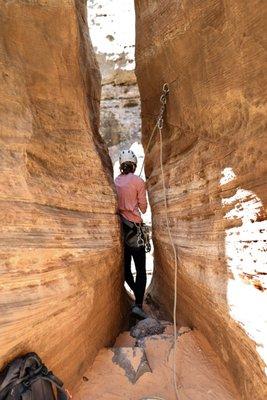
0, 0, 125, 391
88, 0, 141, 163
135, 1, 267, 399
100, 72, 141, 163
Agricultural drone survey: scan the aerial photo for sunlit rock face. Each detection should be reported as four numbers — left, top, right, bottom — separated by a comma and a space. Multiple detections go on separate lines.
0, 0, 125, 390
135, 1, 267, 399
88, 0, 141, 163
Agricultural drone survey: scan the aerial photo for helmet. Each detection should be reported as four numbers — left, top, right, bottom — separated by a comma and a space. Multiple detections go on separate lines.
119, 149, 137, 166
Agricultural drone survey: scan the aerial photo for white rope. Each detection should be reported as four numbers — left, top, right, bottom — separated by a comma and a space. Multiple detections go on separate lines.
140, 84, 180, 400
159, 125, 180, 400
141, 397, 167, 400
139, 119, 161, 178
139, 83, 170, 178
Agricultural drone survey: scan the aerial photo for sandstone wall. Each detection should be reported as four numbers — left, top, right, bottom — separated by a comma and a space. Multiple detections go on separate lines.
135, 1, 267, 399
0, 0, 124, 390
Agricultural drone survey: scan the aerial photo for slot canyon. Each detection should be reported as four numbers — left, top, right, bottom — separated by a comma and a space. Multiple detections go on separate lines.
0, 1, 266, 400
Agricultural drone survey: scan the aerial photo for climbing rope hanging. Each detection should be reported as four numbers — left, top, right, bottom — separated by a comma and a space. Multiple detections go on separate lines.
140, 84, 180, 400
139, 83, 169, 178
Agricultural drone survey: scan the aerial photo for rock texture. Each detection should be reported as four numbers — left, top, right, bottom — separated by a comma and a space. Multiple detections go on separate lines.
0, 0, 125, 391
135, 1, 267, 399
74, 326, 240, 400
100, 73, 141, 163
111, 346, 151, 383
88, 0, 141, 164
130, 317, 164, 339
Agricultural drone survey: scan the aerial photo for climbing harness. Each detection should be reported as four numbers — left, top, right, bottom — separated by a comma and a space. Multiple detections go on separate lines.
121, 217, 151, 253
136, 222, 151, 253
136, 223, 145, 247
140, 83, 180, 400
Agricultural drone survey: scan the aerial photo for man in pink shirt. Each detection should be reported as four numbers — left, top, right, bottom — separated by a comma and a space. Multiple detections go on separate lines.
115, 149, 148, 318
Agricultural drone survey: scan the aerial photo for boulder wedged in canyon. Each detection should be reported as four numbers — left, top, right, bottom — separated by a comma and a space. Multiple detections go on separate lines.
0, 0, 125, 390
135, 1, 267, 399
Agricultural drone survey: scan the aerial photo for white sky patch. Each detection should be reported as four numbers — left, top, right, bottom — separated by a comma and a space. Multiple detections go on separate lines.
221, 167, 267, 372
88, 0, 136, 70
223, 189, 263, 224
220, 167, 236, 185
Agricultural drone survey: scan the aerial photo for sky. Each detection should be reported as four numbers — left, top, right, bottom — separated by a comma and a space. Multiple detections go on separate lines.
88, 0, 136, 70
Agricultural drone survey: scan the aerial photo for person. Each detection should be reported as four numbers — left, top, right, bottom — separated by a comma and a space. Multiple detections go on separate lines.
115, 149, 148, 318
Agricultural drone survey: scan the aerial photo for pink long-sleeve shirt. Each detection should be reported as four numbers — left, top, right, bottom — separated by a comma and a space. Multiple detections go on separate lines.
115, 173, 147, 223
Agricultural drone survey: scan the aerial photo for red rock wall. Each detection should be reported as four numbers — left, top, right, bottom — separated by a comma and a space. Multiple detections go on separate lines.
135, 1, 267, 399
0, 0, 124, 390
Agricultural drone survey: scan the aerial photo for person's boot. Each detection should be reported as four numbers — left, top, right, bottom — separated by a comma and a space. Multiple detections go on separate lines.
131, 304, 148, 319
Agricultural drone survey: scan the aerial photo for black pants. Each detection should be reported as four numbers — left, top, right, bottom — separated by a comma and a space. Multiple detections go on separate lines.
122, 221, 146, 306
124, 244, 146, 306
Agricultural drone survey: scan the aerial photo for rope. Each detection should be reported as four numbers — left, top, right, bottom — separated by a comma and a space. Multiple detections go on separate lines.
139, 83, 169, 178
141, 397, 167, 400
140, 84, 180, 400
139, 123, 158, 178
159, 124, 180, 400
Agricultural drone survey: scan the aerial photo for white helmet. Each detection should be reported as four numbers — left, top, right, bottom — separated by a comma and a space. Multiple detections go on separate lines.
119, 149, 137, 166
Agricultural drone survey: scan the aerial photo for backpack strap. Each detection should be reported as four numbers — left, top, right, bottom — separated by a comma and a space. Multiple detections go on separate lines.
21, 389, 32, 400
41, 374, 69, 400
0, 376, 28, 400
0, 379, 26, 400
0, 370, 69, 400
20, 353, 42, 379
56, 388, 69, 400
0, 358, 23, 392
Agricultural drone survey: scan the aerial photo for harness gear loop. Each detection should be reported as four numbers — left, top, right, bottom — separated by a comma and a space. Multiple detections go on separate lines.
134, 222, 151, 253
135, 223, 145, 247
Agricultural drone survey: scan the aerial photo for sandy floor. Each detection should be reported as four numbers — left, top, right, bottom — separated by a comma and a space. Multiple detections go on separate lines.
73, 323, 240, 400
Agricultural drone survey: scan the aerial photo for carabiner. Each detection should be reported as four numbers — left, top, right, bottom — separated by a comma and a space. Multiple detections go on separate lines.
157, 117, 163, 130
160, 94, 167, 104
163, 82, 169, 95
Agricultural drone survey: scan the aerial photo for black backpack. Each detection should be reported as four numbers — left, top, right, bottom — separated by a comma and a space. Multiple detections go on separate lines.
0, 353, 69, 400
